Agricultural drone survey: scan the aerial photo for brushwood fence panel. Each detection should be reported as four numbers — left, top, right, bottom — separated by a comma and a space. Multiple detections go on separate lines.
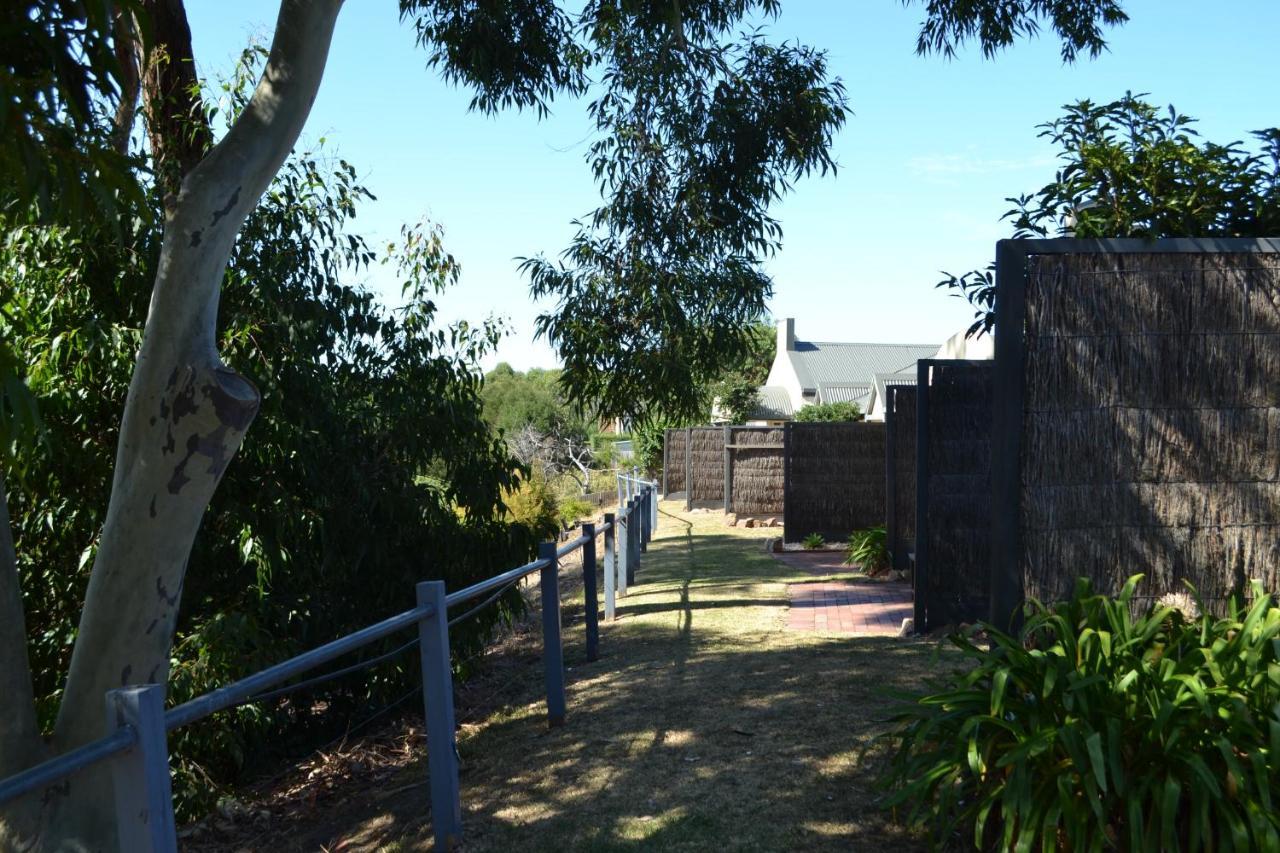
885, 385, 917, 574
991, 239, 1280, 626
784, 422, 886, 543
688, 427, 726, 506
663, 428, 688, 496
728, 426, 785, 517
915, 360, 993, 631
662, 426, 782, 512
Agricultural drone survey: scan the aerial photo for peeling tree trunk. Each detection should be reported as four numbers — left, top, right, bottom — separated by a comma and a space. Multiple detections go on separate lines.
0, 2, 346, 849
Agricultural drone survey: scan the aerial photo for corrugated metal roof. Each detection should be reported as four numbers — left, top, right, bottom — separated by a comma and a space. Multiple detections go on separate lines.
816, 382, 871, 406
748, 386, 793, 421
788, 341, 938, 391
866, 371, 920, 421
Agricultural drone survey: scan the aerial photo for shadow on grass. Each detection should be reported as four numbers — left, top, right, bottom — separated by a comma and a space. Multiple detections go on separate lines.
199, 507, 945, 852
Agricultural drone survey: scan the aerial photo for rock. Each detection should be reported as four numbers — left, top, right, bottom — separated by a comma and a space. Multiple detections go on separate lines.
765, 517, 780, 528
898, 617, 915, 637
743, 517, 757, 528
725, 513, 738, 527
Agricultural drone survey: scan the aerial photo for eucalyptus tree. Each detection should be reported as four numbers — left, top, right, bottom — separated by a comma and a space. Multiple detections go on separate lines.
1, 0, 1131, 848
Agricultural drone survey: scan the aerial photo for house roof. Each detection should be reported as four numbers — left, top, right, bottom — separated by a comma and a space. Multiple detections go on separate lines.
788, 341, 938, 392
866, 371, 920, 419
748, 386, 794, 421
815, 382, 872, 406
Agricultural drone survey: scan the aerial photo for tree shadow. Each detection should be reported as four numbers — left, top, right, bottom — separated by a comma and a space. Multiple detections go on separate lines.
183, 510, 942, 852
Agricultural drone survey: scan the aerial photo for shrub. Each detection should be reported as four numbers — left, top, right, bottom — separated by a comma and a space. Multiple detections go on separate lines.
802, 532, 825, 550
557, 495, 595, 525
503, 475, 560, 541
845, 526, 889, 574
793, 401, 863, 422
878, 576, 1280, 852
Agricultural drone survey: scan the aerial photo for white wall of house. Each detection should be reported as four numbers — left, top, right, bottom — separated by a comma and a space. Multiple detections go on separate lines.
933, 328, 994, 360
764, 318, 808, 413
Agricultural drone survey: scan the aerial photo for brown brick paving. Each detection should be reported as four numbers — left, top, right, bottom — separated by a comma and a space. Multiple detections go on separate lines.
786, 581, 912, 636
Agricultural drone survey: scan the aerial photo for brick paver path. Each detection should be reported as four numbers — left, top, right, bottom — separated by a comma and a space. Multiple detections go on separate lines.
786, 581, 912, 635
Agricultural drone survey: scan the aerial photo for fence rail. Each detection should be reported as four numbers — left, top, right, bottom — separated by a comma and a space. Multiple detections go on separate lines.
0, 475, 660, 853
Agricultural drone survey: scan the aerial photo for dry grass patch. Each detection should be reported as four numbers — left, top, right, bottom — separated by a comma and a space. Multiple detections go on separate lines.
185, 503, 943, 851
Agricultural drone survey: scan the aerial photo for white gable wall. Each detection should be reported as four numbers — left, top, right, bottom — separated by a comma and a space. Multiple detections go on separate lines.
765, 321, 809, 413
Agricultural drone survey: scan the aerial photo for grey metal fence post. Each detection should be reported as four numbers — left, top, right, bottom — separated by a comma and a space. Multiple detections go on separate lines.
684, 430, 693, 512
582, 523, 599, 662
617, 507, 629, 598
616, 472, 624, 508
538, 542, 566, 726
603, 512, 616, 620
106, 684, 177, 853
639, 489, 649, 553
416, 580, 461, 851
626, 498, 638, 585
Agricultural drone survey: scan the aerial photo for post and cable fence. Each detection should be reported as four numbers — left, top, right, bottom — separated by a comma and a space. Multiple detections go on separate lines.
0, 475, 660, 853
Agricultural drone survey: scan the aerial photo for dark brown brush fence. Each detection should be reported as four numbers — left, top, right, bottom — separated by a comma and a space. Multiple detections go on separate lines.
688, 427, 726, 506
885, 384, 917, 574
662, 428, 688, 496
784, 422, 886, 544
915, 359, 993, 631
727, 426, 785, 517
991, 239, 1280, 628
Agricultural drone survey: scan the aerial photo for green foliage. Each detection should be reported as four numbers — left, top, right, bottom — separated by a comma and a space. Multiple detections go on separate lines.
481, 364, 589, 442
556, 495, 595, 525
939, 94, 1280, 336
710, 319, 779, 423
906, 0, 1128, 62
793, 401, 863, 422
502, 476, 561, 541
632, 415, 694, 475
716, 378, 763, 424
519, 5, 847, 423
845, 526, 888, 574
879, 576, 1280, 852
2, 53, 541, 816
802, 533, 825, 550
1, 1, 145, 230
1009, 95, 1280, 240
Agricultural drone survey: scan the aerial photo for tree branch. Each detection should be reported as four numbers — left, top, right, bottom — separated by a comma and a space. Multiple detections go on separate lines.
110, 8, 141, 157
138, 0, 211, 197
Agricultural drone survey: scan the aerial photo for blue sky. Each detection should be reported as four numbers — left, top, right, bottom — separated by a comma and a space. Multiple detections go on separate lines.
188, 1, 1280, 370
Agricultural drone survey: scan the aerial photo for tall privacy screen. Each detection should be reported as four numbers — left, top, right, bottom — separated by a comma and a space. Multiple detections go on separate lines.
990, 239, 1280, 628
884, 384, 917, 575
783, 421, 886, 544
914, 360, 993, 631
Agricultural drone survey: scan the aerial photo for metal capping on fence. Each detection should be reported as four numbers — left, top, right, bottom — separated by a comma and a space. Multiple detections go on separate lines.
0, 474, 662, 853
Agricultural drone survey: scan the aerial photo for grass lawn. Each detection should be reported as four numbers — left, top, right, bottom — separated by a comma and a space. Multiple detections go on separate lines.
187, 502, 944, 851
